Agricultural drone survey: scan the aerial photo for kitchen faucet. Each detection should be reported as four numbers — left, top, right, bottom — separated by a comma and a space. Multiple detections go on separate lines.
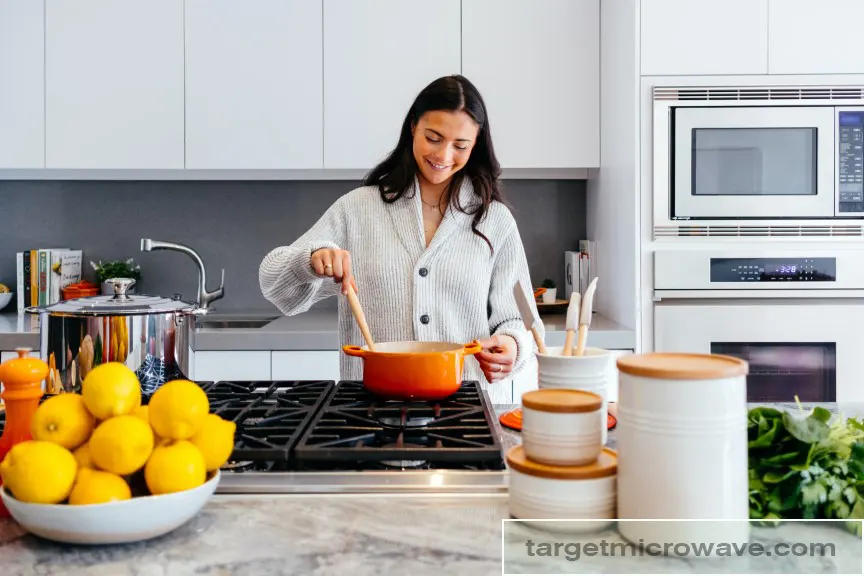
140, 238, 225, 310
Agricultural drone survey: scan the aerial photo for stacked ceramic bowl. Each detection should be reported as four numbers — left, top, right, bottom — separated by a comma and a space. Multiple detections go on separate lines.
506, 389, 617, 533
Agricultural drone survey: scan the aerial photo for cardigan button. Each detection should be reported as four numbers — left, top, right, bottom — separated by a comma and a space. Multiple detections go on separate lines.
420, 314, 430, 325
419, 267, 428, 277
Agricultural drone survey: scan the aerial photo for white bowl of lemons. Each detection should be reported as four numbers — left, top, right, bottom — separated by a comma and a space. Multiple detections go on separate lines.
0, 362, 236, 545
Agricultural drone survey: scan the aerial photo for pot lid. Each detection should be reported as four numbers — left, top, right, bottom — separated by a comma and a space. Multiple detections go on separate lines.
26, 278, 200, 316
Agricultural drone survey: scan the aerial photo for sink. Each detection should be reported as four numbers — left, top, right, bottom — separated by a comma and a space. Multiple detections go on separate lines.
194, 318, 276, 330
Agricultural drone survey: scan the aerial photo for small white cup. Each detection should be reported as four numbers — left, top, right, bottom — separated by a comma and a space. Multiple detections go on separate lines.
521, 389, 604, 466
536, 346, 611, 445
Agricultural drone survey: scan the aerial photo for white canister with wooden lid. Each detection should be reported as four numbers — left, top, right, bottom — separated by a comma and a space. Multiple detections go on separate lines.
614, 353, 750, 553
521, 389, 604, 466
507, 445, 617, 534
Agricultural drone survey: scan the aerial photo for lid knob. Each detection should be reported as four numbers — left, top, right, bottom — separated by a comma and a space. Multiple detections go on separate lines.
106, 278, 137, 301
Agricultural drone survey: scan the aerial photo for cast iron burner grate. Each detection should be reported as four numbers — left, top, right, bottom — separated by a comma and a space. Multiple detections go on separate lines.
198, 380, 334, 462
293, 381, 504, 466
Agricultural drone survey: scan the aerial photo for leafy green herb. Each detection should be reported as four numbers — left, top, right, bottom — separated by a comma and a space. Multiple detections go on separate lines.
749, 400, 864, 537
90, 258, 141, 283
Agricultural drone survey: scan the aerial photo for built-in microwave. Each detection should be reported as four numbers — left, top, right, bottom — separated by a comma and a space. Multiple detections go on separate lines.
653, 85, 864, 237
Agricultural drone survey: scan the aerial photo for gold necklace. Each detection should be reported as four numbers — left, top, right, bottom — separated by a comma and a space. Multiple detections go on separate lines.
420, 190, 447, 212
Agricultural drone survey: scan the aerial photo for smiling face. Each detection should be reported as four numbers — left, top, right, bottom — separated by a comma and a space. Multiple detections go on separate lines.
411, 110, 479, 187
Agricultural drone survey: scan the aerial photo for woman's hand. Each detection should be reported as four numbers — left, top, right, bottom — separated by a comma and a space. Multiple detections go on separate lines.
475, 334, 517, 383
311, 248, 356, 294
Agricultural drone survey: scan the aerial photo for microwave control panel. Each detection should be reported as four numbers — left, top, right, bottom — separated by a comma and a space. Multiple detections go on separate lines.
710, 258, 837, 283
839, 111, 864, 213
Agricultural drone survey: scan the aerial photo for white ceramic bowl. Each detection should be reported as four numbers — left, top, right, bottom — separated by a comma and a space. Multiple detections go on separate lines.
0, 292, 13, 311
521, 389, 604, 466
0, 471, 220, 545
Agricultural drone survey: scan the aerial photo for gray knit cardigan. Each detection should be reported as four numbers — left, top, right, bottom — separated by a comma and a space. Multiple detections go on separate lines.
259, 177, 544, 389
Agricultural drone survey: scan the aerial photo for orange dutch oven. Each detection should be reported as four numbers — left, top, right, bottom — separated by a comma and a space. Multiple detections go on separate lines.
342, 340, 483, 401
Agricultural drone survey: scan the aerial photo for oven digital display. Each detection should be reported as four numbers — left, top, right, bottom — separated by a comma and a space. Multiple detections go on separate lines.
709, 258, 837, 282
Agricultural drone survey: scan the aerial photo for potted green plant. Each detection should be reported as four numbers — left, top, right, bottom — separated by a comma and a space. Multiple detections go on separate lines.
91, 258, 141, 295
541, 278, 557, 304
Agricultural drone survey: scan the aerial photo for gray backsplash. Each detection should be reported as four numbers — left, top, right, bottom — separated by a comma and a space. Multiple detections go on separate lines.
0, 179, 586, 312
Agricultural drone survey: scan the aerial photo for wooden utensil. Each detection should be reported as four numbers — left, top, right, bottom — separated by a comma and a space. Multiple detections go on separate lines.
575, 277, 598, 356
344, 282, 376, 352
562, 291, 581, 356
513, 280, 546, 355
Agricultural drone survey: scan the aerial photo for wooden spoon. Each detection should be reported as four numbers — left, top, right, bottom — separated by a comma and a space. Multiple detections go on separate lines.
344, 282, 376, 351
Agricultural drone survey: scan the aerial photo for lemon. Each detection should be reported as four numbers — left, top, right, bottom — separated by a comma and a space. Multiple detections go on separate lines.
89, 415, 154, 476
144, 440, 207, 495
0, 441, 77, 504
131, 405, 149, 422
189, 414, 236, 472
73, 441, 96, 469
30, 393, 96, 450
131, 405, 166, 446
68, 467, 131, 505
148, 380, 209, 440
81, 362, 141, 420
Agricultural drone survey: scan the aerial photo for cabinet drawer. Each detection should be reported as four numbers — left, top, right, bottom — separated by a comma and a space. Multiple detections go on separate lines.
193, 351, 271, 382
271, 351, 340, 382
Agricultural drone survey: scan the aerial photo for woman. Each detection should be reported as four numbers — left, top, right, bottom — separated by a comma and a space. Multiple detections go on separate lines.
259, 75, 544, 388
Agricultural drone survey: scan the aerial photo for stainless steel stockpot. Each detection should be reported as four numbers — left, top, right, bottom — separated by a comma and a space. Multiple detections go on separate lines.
25, 278, 205, 397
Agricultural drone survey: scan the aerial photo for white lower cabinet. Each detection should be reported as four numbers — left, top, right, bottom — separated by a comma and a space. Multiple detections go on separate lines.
1, 351, 21, 364
192, 351, 271, 382
271, 351, 340, 382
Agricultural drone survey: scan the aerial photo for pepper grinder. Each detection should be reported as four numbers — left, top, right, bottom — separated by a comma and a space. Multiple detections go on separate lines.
0, 348, 49, 517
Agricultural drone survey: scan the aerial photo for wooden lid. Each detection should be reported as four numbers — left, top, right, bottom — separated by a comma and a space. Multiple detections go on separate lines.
616, 353, 748, 380
521, 389, 602, 413
506, 445, 617, 480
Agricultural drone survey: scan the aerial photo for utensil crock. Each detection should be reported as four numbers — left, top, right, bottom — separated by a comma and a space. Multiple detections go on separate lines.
342, 340, 482, 400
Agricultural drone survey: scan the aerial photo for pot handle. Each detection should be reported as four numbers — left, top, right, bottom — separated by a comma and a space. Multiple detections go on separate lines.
342, 345, 367, 358
462, 341, 482, 356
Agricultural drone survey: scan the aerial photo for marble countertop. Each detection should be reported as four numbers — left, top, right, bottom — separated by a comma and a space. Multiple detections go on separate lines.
1, 403, 861, 575
0, 308, 636, 353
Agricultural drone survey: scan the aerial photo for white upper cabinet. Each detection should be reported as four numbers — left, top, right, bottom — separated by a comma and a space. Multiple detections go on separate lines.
641, 0, 768, 75
185, 0, 323, 170
768, 0, 864, 74
462, 0, 599, 169
322, 0, 461, 170
0, 0, 44, 169
45, 0, 184, 169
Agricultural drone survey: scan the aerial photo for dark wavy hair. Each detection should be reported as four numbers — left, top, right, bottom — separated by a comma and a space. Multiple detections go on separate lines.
363, 75, 505, 253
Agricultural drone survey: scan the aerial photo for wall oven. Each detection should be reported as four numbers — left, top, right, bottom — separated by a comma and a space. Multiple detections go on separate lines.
653, 85, 864, 238
652, 247, 864, 404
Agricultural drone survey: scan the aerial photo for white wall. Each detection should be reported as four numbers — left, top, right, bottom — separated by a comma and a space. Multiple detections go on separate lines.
587, 0, 641, 343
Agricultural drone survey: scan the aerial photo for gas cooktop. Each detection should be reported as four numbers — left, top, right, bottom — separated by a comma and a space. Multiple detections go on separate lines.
201, 379, 508, 494
0, 380, 510, 494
